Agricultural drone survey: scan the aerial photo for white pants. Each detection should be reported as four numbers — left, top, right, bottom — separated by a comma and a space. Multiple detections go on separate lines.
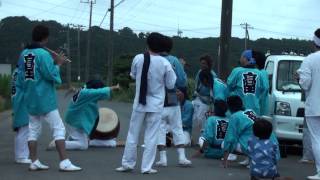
192, 97, 210, 130
89, 138, 117, 147
302, 118, 314, 161
14, 125, 29, 160
28, 109, 65, 141
306, 117, 320, 172
65, 126, 89, 150
121, 111, 161, 173
65, 126, 117, 150
158, 106, 185, 146
221, 142, 243, 153
183, 131, 191, 146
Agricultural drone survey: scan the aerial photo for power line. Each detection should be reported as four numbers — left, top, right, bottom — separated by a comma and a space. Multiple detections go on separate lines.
1, 0, 316, 40
2, 0, 318, 39
116, 2, 220, 29
115, 0, 145, 25
68, 2, 82, 23
234, 7, 319, 24
99, 0, 125, 28
72, 4, 88, 25
123, 0, 156, 24
25, 0, 107, 16
29, 0, 71, 17
2, 1, 92, 24
253, 27, 310, 39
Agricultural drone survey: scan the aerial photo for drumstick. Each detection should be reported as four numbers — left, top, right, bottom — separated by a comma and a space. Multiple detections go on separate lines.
44, 47, 72, 63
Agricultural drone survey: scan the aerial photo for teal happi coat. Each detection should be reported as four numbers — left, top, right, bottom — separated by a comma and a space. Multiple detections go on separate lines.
17, 45, 61, 115
203, 116, 229, 159
64, 87, 111, 135
227, 67, 268, 115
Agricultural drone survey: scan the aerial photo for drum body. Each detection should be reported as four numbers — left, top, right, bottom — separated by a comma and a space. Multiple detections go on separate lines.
90, 108, 120, 140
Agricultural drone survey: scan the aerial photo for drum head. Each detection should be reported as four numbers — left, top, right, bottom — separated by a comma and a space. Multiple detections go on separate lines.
97, 108, 119, 133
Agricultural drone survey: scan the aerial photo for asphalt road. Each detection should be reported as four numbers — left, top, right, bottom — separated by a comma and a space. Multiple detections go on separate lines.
0, 90, 316, 180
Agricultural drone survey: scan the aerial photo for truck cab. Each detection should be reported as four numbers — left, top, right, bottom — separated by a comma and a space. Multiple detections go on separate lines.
264, 55, 304, 141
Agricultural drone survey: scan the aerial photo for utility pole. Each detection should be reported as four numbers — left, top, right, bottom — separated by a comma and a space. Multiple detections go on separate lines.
71, 24, 85, 81
240, 23, 253, 50
107, 0, 114, 85
81, 0, 96, 81
177, 24, 183, 37
66, 24, 71, 87
177, 29, 183, 37
77, 27, 81, 82
218, 0, 233, 80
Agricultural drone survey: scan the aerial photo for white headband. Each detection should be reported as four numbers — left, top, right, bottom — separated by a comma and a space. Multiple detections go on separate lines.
314, 35, 320, 47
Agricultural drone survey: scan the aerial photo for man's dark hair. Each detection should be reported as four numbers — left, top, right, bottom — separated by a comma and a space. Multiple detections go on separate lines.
147, 32, 165, 53
199, 55, 213, 69
314, 28, 320, 49
161, 35, 173, 53
214, 100, 228, 117
227, 95, 244, 113
253, 50, 266, 70
253, 118, 273, 139
86, 79, 105, 89
32, 25, 49, 42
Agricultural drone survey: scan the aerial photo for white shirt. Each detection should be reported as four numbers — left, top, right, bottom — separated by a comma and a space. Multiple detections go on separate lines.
297, 51, 320, 116
130, 53, 177, 112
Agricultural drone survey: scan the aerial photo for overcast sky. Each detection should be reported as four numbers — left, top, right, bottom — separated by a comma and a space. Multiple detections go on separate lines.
0, 0, 318, 40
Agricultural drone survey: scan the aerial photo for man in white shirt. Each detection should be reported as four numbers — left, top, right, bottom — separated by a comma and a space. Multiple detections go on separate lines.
297, 28, 320, 180
116, 32, 177, 174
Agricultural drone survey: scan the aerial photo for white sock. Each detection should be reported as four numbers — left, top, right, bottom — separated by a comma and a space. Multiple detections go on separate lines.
159, 151, 167, 163
177, 148, 186, 160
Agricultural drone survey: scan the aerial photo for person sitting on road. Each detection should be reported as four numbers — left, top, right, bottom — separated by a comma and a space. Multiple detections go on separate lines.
198, 100, 236, 161
222, 95, 279, 168
193, 57, 228, 136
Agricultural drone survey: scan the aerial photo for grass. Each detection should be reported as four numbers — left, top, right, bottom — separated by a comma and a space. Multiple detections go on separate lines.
0, 74, 11, 112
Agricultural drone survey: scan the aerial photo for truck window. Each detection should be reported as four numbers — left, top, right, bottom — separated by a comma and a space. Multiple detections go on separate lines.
276, 60, 302, 92
265, 61, 274, 94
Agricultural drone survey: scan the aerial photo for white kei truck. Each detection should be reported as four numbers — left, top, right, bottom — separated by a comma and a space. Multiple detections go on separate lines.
264, 54, 305, 144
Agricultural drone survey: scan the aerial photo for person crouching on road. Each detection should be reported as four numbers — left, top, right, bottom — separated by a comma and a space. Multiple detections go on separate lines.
47, 80, 120, 150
